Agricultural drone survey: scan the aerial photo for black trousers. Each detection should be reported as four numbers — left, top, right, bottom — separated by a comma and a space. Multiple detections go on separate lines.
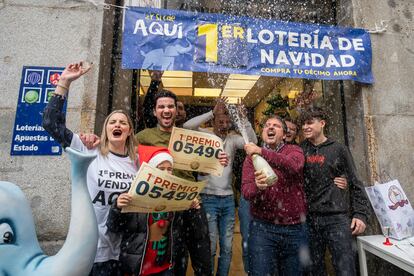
89, 260, 122, 276
174, 206, 212, 276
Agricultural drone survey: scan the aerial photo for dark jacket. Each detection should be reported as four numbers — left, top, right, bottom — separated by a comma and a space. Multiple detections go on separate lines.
301, 138, 369, 223
242, 143, 307, 225
106, 202, 181, 274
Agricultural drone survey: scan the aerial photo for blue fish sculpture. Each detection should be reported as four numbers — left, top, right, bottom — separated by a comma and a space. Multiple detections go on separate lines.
0, 147, 98, 275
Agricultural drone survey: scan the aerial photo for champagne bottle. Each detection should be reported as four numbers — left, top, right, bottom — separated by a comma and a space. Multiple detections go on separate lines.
252, 154, 278, 186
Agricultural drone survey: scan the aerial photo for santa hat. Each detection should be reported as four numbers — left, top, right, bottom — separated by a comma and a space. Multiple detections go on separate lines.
137, 145, 173, 168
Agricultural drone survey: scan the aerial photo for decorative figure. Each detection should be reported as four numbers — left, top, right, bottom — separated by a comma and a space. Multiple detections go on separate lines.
0, 147, 98, 275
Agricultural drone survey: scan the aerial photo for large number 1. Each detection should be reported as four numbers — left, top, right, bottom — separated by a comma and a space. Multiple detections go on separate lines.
198, 23, 218, 63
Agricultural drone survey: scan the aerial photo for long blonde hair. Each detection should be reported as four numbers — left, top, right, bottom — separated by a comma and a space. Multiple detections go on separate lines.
99, 110, 137, 161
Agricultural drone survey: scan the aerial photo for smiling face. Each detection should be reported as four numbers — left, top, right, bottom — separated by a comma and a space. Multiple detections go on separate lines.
262, 117, 286, 149
285, 120, 298, 143
154, 97, 177, 131
105, 112, 132, 146
302, 118, 325, 143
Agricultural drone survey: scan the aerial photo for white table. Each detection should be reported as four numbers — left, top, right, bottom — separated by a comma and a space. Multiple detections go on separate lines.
357, 235, 414, 275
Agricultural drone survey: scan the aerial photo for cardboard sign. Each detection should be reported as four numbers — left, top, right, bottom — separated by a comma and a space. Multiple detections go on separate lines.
122, 162, 206, 213
168, 127, 224, 176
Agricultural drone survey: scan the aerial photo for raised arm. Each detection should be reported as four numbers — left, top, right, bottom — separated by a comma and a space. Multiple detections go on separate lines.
143, 70, 163, 128
182, 110, 213, 131
42, 61, 92, 148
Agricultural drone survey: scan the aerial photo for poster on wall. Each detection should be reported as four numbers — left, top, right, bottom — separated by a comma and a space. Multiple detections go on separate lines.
10, 66, 66, 156
122, 7, 373, 83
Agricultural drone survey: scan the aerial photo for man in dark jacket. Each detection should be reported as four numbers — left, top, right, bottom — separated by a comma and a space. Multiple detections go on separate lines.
300, 107, 369, 276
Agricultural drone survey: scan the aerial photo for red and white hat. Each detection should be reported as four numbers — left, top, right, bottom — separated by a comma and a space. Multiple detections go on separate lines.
137, 145, 173, 168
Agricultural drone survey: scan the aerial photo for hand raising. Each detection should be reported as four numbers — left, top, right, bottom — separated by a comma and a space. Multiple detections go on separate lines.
60, 61, 93, 85
213, 97, 228, 115
149, 70, 164, 81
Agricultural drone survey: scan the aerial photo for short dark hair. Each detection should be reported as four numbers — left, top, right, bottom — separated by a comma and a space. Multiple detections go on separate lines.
299, 106, 328, 125
154, 89, 177, 108
263, 115, 288, 133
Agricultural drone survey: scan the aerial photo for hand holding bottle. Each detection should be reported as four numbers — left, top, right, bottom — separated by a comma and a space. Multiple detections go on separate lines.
244, 143, 278, 186
254, 170, 268, 190
244, 142, 261, 156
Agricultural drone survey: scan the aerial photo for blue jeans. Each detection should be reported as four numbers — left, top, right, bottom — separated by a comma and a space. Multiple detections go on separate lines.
307, 214, 356, 276
201, 194, 235, 276
248, 220, 309, 276
238, 195, 251, 273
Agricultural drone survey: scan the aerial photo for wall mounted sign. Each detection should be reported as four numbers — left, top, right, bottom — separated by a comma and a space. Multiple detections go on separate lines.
11, 66, 66, 155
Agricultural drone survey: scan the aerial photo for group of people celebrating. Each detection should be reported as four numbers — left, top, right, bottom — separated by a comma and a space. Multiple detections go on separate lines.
43, 61, 369, 276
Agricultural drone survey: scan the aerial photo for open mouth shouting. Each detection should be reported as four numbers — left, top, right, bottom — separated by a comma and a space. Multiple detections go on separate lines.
161, 113, 174, 126
266, 129, 276, 140
112, 128, 123, 138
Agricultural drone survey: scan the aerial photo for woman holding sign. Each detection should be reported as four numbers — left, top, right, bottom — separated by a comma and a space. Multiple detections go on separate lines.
107, 145, 198, 276
42, 61, 138, 276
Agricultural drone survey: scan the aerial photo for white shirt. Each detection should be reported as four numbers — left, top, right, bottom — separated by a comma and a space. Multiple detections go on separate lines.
183, 111, 257, 195
70, 135, 138, 262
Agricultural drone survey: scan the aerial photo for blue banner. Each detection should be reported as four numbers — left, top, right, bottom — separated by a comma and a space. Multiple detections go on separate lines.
11, 66, 66, 156
122, 7, 373, 83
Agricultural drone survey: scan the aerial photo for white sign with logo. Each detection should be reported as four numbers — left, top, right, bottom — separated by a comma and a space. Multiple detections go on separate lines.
366, 179, 414, 240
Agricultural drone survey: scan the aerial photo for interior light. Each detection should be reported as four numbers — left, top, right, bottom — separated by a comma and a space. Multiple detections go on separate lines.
162, 77, 193, 88
224, 79, 257, 90
162, 71, 193, 78
194, 88, 222, 97
221, 89, 250, 97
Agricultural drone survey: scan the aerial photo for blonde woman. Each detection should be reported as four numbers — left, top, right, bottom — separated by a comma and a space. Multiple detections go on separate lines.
42, 62, 138, 276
